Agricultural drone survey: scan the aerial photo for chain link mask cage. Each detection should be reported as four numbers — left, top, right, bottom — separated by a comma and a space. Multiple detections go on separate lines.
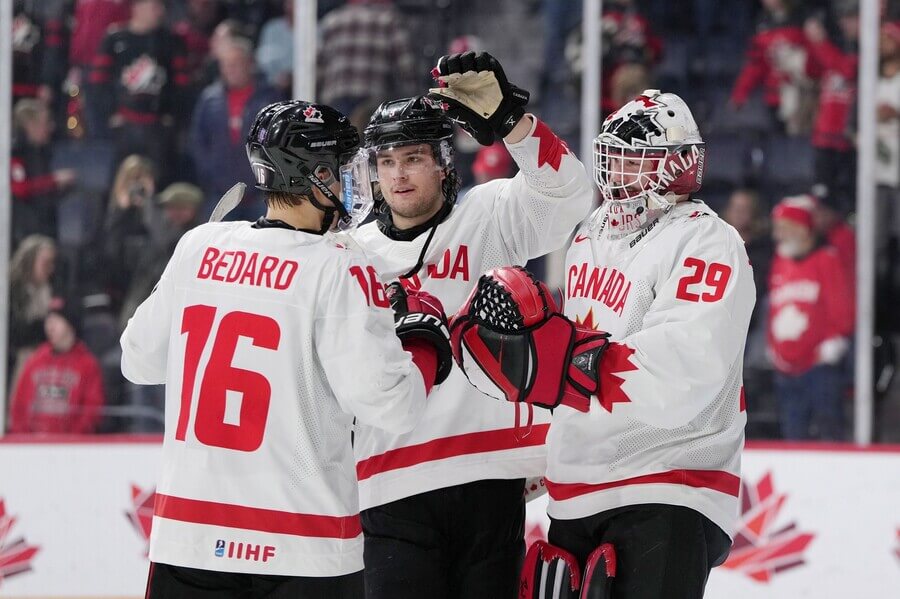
594, 137, 705, 204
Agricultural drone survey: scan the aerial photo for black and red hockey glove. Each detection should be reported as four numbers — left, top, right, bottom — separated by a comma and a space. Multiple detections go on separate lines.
428, 51, 530, 146
449, 266, 609, 412
386, 282, 453, 387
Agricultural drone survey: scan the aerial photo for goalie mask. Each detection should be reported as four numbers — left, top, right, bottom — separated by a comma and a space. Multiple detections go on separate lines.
363, 96, 460, 217
246, 100, 372, 231
593, 90, 705, 238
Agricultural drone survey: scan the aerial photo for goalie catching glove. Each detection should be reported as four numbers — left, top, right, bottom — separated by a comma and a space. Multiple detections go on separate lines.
428, 51, 530, 146
385, 283, 453, 388
450, 266, 609, 412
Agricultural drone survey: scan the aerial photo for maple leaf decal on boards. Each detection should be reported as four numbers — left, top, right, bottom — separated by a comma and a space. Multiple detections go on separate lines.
0, 498, 40, 586
125, 484, 157, 555
722, 472, 815, 582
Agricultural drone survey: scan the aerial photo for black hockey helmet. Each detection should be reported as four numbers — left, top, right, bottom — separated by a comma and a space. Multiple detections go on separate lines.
363, 96, 460, 206
246, 100, 359, 202
364, 96, 454, 148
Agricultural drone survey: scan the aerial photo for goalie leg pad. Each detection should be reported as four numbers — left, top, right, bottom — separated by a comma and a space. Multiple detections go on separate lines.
579, 543, 616, 599
520, 540, 582, 599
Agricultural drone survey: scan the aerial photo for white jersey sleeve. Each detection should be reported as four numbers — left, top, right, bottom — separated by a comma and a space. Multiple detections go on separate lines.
315, 255, 426, 435
470, 115, 593, 263
605, 217, 755, 429
120, 231, 190, 385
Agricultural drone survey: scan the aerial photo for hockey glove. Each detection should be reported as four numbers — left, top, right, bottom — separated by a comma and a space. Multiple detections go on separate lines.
450, 266, 610, 412
386, 282, 453, 386
428, 51, 530, 146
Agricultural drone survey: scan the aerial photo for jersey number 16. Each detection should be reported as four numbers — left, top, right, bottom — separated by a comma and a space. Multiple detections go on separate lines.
177, 305, 281, 451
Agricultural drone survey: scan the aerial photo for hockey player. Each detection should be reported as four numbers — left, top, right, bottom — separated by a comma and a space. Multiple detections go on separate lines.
451, 90, 755, 598
120, 100, 452, 598
346, 52, 593, 598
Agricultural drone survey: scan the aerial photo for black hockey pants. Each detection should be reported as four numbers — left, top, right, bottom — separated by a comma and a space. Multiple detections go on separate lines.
548, 503, 731, 599
361, 478, 526, 599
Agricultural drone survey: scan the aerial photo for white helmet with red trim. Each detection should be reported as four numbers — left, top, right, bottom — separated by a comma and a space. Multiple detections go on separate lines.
593, 90, 705, 237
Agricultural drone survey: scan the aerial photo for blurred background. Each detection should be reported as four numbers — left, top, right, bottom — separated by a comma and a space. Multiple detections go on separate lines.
4, 0, 900, 445
1, 1, 899, 596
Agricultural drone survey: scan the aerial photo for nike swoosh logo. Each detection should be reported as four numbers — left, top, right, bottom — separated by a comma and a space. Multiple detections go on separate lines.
574, 234, 590, 243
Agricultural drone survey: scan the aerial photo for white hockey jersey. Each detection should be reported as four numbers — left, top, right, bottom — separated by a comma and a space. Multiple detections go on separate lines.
349, 117, 593, 510
549, 199, 755, 537
120, 221, 427, 576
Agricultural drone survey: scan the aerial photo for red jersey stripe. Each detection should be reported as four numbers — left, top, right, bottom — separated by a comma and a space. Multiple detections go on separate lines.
356, 424, 550, 481
546, 469, 741, 500
154, 494, 362, 539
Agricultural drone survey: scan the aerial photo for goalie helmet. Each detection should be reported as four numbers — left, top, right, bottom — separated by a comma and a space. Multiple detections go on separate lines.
363, 96, 460, 210
246, 100, 372, 231
593, 90, 705, 237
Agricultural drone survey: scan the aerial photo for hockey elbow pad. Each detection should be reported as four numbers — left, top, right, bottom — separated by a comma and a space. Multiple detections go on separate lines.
386, 282, 453, 385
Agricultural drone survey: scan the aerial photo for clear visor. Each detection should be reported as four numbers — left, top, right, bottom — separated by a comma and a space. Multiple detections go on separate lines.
336, 148, 375, 231
370, 141, 450, 180
593, 136, 668, 203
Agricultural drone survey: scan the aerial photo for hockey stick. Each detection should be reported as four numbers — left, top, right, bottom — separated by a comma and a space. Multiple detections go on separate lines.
208, 182, 247, 223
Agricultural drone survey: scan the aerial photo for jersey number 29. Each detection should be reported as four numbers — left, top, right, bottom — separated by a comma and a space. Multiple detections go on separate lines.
177, 305, 280, 451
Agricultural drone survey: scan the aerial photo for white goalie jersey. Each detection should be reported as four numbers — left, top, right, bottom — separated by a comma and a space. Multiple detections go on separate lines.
120, 221, 427, 576
548, 199, 755, 537
349, 116, 593, 510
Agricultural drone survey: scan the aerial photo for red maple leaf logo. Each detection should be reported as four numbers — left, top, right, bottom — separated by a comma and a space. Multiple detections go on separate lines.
575, 308, 598, 330
0, 498, 40, 587
635, 94, 659, 108
533, 120, 569, 171
721, 472, 815, 582
125, 484, 157, 555
596, 343, 636, 412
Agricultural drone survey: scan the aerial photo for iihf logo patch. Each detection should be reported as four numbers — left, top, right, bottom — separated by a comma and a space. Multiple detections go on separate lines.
303, 106, 324, 123
215, 539, 226, 557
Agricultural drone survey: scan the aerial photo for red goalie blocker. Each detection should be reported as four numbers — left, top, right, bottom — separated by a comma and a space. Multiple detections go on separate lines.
449, 266, 610, 412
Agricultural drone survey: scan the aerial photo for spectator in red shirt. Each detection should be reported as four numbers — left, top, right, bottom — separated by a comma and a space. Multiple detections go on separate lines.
768, 197, 854, 440
9, 297, 105, 435
805, 3, 859, 214
730, 0, 811, 133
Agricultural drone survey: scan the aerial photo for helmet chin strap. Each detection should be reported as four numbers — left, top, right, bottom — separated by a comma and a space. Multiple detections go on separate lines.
303, 171, 346, 234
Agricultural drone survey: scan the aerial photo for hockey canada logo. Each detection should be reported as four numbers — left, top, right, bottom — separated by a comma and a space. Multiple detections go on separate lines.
125, 484, 156, 555
121, 54, 167, 94
722, 472, 815, 582
303, 106, 324, 123
0, 498, 40, 587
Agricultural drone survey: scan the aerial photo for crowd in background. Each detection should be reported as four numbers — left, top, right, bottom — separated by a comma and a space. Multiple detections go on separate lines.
6, 0, 900, 441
